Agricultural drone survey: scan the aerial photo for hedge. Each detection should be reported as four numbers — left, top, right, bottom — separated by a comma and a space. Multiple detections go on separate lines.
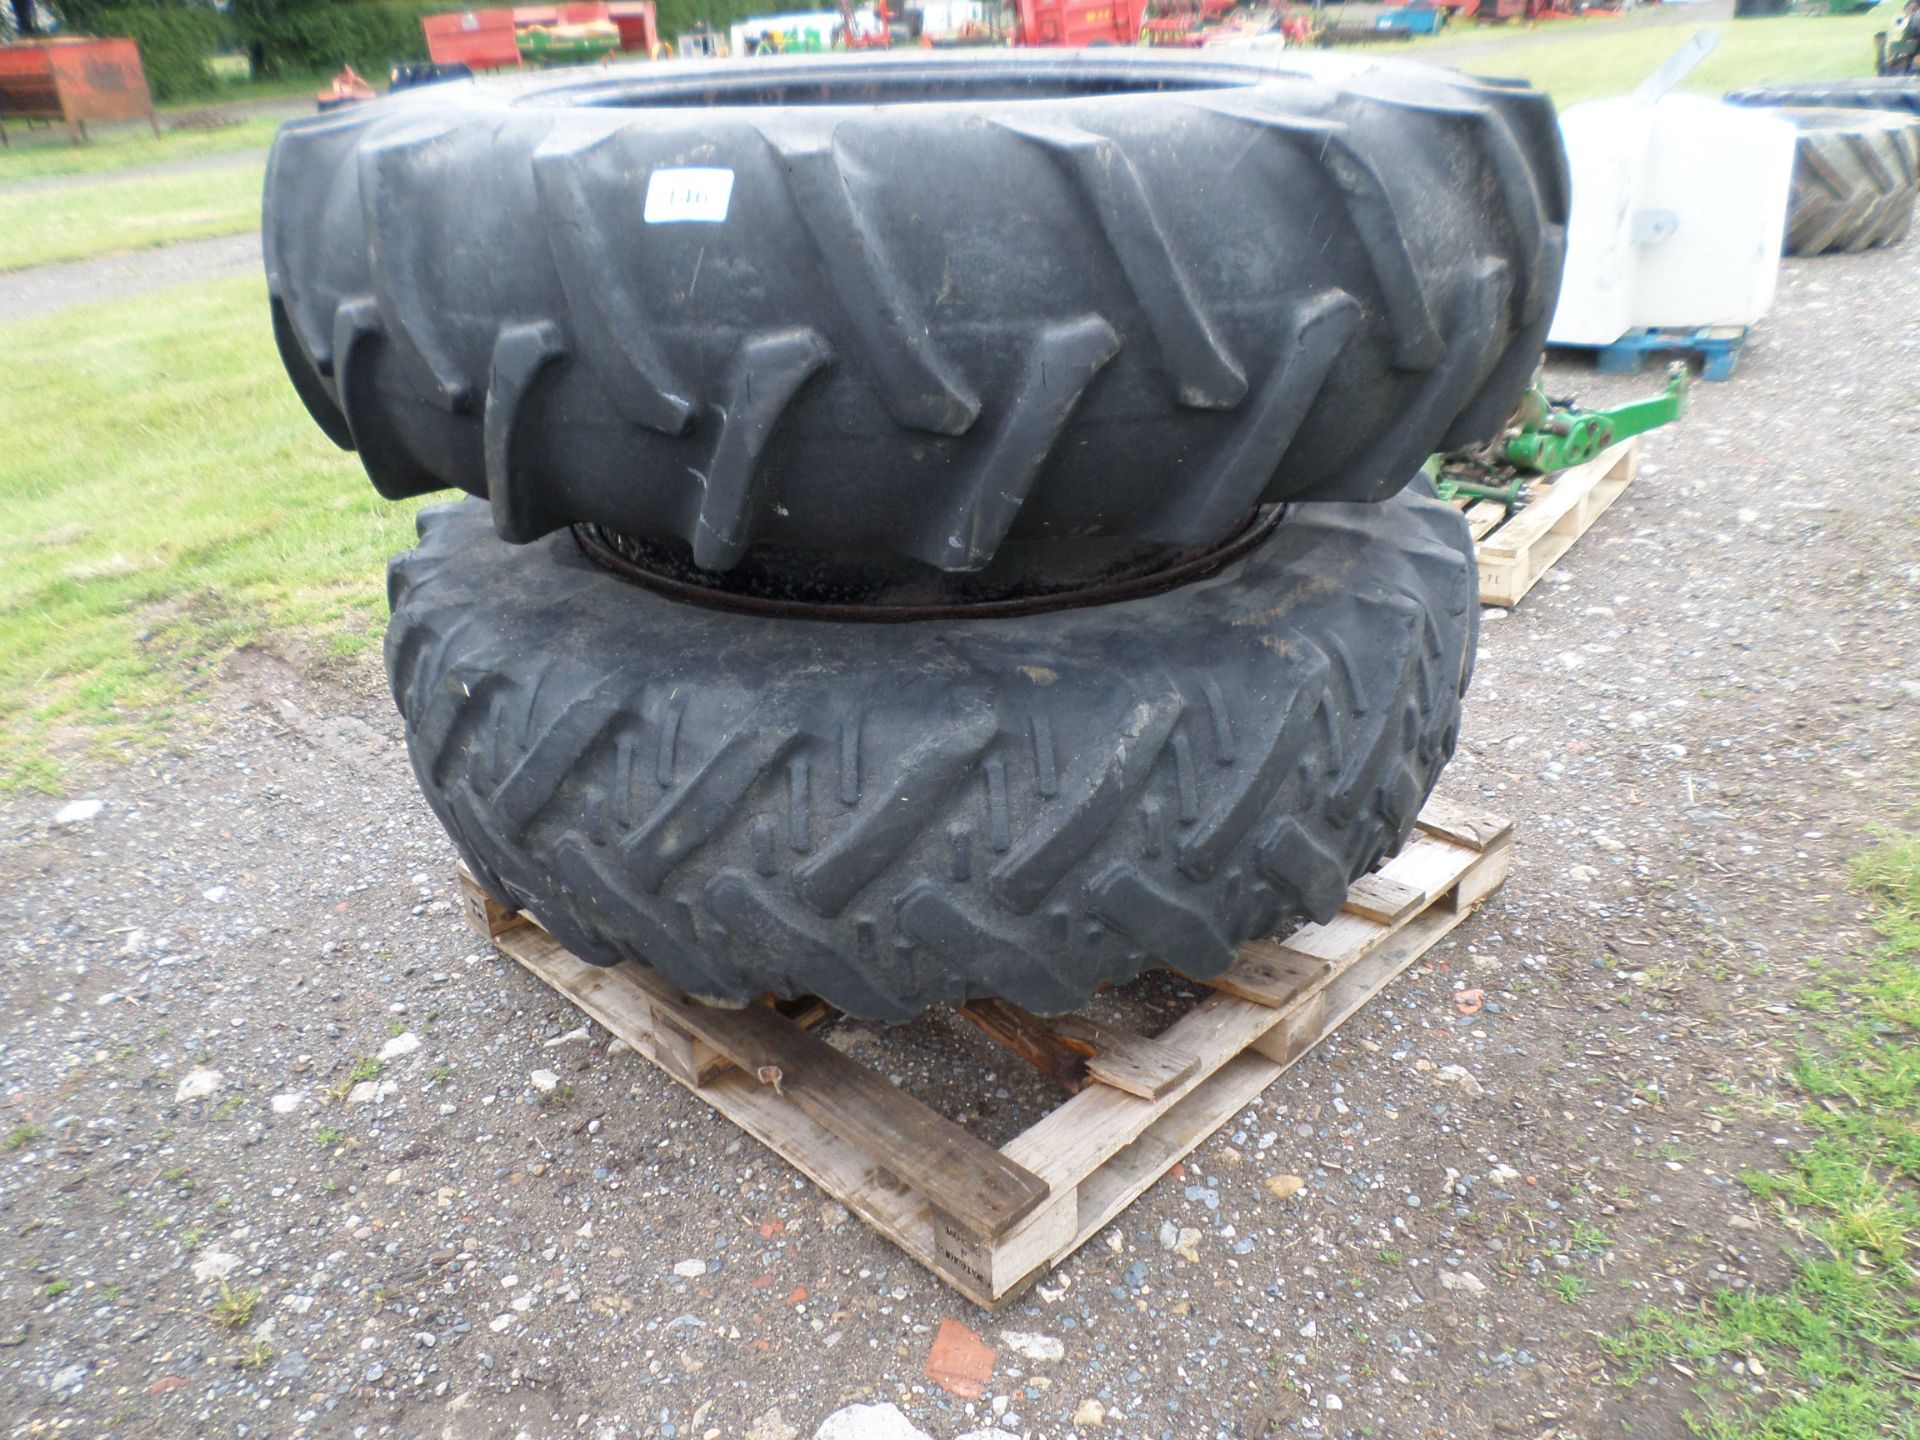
228, 0, 440, 78
54, 1, 226, 102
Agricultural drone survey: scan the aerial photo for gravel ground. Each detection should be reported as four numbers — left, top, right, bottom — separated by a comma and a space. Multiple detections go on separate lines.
1, 241, 1916, 1440
0, 232, 261, 322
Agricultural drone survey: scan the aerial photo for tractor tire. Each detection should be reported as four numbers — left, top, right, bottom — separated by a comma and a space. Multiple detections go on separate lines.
386, 483, 1478, 1021
272, 51, 1566, 585
1727, 79, 1920, 117
1777, 108, 1920, 255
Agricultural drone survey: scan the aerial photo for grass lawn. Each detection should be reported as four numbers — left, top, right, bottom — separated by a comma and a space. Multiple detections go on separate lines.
1606, 837, 1920, 1438
1421, 9, 1888, 105
0, 275, 422, 792
0, 160, 265, 271
0, 114, 282, 185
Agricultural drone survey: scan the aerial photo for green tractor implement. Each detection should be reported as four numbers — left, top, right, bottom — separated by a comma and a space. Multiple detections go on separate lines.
1428, 361, 1689, 509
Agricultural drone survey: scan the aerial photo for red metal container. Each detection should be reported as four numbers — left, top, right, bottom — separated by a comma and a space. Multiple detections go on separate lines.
0, 37, 158, 145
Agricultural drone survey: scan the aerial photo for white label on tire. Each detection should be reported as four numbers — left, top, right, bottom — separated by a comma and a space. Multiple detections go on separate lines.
643, 168, 734, 224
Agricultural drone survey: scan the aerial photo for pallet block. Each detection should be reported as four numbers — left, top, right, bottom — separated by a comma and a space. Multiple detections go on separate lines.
456, 798, 1513, 1309
1455, 438, 1638, 609
1585, 324, 1748, 382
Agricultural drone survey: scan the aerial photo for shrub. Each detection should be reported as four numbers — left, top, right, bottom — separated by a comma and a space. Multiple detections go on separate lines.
228, 0, 439, 78
54, 1, 226, 102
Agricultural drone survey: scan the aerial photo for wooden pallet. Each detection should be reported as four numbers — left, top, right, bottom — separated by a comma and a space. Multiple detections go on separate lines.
456, 798, 1513, 1310
1453, 437, 1638, 609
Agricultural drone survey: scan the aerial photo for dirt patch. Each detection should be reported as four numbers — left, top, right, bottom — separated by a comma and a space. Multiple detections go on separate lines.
0, 241, 1915, 1440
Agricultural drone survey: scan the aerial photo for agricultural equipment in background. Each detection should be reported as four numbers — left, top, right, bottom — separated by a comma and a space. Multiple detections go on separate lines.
421, 3, 662, 70
1428, 362, 1688, 510
677, 22, 725, 55
732, 5, 891, 53
1140, 0, 1311, 48
1010, 0, 1147, 46
838, 0, 895, 46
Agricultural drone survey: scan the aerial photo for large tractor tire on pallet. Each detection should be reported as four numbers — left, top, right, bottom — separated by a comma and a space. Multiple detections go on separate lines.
271, 51, 1567, 584
387, 484, 1478, 1021
1727, 79, 1920, 117
1776, 108, 1920, 255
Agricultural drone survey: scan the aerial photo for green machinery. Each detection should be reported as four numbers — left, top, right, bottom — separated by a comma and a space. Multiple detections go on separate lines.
1429, 361, 1690, 508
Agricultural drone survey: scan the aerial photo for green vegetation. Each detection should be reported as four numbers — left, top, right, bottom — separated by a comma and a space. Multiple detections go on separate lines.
43, 1278, 72, 1298
210, 1283, 260, 1328
57, 1, 229, 99
328, 1056, 382, 1102
4, 1124, 44, 1151
1607, 837, 1920, 1439
1570, 1221, 1612, 1255
0, 116, 280, 185
0, 277, 420, 792
0, 161, 262, 270
1552, 1273, 1592, 1304
1419, 10, 1885, 107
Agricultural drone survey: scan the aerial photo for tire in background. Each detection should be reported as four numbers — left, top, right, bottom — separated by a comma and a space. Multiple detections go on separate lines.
1727, 79, 1920, 117
1776, 107, 1920, 255
385, 485, 1478, 1021
269, 52, 1567, 583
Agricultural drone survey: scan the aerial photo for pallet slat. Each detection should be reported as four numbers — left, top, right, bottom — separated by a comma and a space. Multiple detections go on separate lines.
1197, 943, 1326, 1009
1456, 438, 1639, 608
488, 920, 1047, 1243
957, 998, 1198, 1100
459, 796, 1512, 1309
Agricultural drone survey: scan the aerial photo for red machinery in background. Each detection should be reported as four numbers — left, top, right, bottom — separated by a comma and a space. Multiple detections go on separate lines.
1010, 0, 1147, 45
421, 2, 661, 69
0, 34, 158, 143
837, 0, 894, 48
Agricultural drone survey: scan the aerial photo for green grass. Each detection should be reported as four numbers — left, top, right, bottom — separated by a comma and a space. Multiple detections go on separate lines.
0, 276, 422, 792
1606, 836, 1920, 1440
4, 1123, 43, 1151
0, 161, 264, 271
0, 115, 281, 185
210, 1283, 260, 1329
1418, 10, 1888, 106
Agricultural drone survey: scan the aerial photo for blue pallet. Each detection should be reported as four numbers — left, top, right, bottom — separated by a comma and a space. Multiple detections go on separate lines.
1560, 325, 1749, 382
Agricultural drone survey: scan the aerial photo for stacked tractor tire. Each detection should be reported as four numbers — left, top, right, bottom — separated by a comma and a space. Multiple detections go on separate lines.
264, 52, 1569, 1020
1728, 83, 1920, 255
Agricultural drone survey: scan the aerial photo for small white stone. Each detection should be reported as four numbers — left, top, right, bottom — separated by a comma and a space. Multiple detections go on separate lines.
1324, 1394, 1342, 1412
1000, 1331, 1064, 1363
489, 1314, 514, 1333
1434, 1064, 1485, 1099
270, 1093, 301, 1115
191, 1249, 241, 1284
175, 1068, 224, 1102
1440, 1270, 1488, 1295
202, 886, 229, 903
378, 1032, 420, 1062
812, 1403, 935, 1440
673, 1258, 708, 1278
529, 1069, 560, 1093
54, 799, 102, 826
